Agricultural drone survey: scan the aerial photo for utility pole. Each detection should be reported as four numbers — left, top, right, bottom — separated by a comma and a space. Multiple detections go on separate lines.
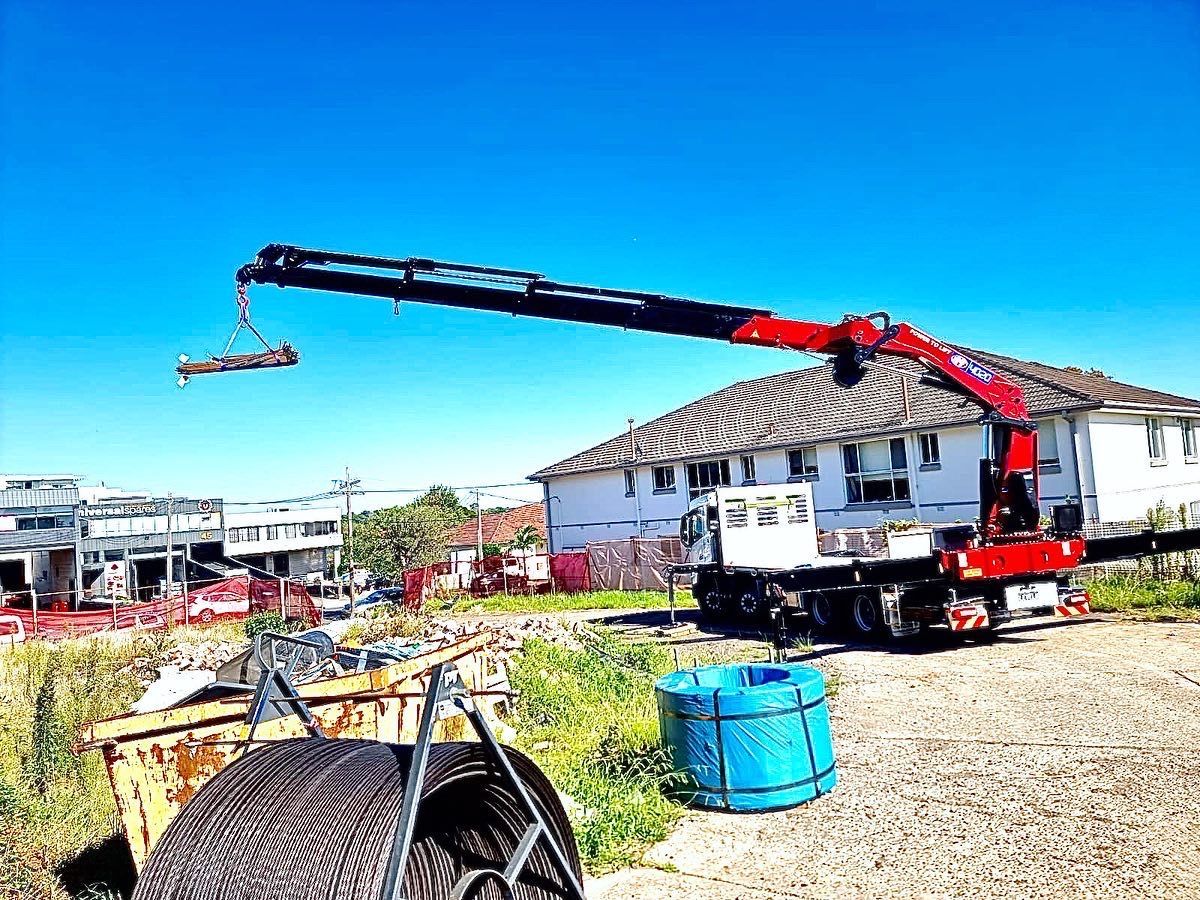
628, 417, 643, 537
333, 468, 362, 611
475, 489, 484, 561
165, 493, 174, 618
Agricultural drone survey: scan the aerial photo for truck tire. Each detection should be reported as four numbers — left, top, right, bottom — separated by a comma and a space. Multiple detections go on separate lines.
735, 583, 768, 623
851, 591, 884, 637
808, 592, 839, 632
694, 575, 732, 624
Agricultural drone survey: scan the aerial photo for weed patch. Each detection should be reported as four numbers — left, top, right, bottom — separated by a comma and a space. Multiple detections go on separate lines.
1086, 576, 1200, 622
508, 634, 683, 874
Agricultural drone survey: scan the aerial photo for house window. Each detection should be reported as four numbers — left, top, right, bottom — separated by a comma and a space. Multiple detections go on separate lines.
1146, 417, 1166, 462
740, 454, 756, 484
283, 523, 298, 538
623, 469, 637, 497
17, 516, 62, 530
265, 525, 278, 541
918, 433, 941, 466
1183, 420, 1197, 460
652, 465, 676, 493
686, 459, 732, 500
787, 447, 819, 479
843, 437, 910, 504
1036, 420, 1060, 466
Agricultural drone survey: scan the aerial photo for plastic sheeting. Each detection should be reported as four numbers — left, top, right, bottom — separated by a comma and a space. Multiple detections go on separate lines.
656, 663, 837, 811
586, 537, 685, 591
549, 552, 590, 593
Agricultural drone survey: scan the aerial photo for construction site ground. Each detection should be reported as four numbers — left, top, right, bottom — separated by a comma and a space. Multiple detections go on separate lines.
567, 610, 1200, 900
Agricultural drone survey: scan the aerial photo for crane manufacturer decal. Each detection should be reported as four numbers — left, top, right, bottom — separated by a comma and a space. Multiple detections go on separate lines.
949, 352, 996, 385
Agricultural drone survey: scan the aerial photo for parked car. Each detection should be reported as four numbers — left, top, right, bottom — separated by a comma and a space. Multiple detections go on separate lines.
187, 588, 250, 624
323, 587, 406, 620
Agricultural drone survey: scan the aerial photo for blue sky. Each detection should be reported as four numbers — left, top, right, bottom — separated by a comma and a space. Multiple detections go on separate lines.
2, 1, 1197, 507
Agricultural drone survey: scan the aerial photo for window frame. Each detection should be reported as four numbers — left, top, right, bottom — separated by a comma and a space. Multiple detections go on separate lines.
739, 454, 756, 484
1183, 419, 1198, 462
918, 432, 941, 467
1035, 419, 1061, 468
623, 469, 637, 497
786, 446, 819, 481
1146, 417, 1166, 464
842, 437, 911, 506
651, 465, 677, 494
685, 459, 732, 501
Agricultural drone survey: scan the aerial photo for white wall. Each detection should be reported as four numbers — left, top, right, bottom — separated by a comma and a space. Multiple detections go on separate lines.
224, 507, 343, 556
1083, 411, 1200, 521
542, 416, 1100, 543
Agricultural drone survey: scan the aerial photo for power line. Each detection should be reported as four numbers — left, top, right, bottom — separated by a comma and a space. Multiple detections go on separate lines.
222, 481, 536, 507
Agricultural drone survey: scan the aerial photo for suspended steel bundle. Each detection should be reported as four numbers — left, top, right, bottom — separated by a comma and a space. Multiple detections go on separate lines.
133, 738, 582, 900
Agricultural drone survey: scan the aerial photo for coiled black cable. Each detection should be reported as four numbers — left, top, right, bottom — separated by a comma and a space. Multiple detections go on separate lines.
133, 739, 582, 900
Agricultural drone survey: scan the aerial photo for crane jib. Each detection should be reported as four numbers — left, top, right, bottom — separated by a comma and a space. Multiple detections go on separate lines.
245, 260, 767, 343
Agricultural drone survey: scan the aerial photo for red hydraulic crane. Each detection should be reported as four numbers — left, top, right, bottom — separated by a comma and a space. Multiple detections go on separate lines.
182, 243, 1200, 606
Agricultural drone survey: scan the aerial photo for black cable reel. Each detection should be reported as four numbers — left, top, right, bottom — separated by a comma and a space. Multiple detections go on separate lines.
132, 664, 585, 900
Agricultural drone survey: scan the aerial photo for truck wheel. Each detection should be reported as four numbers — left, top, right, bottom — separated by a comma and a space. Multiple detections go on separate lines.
697, 587, 731, 623
809, 592, 838, 632
851, 592, 883, 636
736, 590, 768, 622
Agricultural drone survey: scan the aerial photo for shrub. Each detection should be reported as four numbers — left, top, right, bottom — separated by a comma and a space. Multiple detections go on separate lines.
243, 612, 288, 639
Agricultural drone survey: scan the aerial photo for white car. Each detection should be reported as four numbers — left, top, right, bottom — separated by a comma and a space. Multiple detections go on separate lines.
187, 587, 250, 623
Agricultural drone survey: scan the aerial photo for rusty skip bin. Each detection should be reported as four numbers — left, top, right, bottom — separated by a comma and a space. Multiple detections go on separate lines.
77, 633, 508, 871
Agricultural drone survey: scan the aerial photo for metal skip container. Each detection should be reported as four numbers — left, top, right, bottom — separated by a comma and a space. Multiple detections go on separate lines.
77, 633, 508, 870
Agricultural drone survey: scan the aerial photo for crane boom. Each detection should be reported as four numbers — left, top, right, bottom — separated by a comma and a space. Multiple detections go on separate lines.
229, 243, 1041, 538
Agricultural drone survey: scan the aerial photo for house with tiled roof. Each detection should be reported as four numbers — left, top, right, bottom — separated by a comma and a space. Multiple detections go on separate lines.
529, 351, 1200, 551
446, 503, 547, 553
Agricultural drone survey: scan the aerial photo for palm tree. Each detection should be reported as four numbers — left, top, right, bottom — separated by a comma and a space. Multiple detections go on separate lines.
507, 524, 542, 581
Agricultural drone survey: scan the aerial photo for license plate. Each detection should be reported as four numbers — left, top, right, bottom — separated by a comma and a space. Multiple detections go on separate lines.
1004, 580, 1056, 611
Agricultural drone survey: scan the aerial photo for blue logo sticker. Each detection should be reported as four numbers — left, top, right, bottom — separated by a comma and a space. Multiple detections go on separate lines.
949, 352, 996, 385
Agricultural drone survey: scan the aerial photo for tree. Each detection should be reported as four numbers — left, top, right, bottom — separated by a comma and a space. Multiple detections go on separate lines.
508, 524, 541, 553
415, 484, 473, 522
507, 524, 542, 578
352, 502, 460, 579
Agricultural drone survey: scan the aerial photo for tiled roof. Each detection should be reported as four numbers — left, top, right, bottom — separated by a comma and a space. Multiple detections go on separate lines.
530, 350, 1200, 479
447, 503, 546, 548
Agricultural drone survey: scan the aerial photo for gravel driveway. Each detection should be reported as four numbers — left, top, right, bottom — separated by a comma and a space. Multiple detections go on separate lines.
589, 615, 1200, 900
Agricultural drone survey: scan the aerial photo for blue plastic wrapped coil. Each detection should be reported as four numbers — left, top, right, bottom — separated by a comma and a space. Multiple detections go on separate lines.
655, 662, 836, 811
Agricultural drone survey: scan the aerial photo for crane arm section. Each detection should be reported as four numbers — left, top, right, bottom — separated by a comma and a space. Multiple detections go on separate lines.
234, 244, 1040, 537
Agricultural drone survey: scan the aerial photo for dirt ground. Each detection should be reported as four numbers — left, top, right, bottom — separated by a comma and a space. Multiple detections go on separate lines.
588, 612, 1200, 900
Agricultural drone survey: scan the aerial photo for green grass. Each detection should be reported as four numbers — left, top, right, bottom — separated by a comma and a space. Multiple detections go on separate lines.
507, 634, 684, 874
1086, 576, 1200, 622
0, 621, 245, 899
439, 588, 696, 615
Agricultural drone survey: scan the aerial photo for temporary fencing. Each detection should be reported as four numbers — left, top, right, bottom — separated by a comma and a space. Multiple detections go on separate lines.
586, 537, 686, 591
549, 551, 590, 592
0, 574, 320, 644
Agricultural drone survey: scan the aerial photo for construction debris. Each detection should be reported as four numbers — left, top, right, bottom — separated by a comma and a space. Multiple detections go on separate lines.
176, 343, 299, 378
